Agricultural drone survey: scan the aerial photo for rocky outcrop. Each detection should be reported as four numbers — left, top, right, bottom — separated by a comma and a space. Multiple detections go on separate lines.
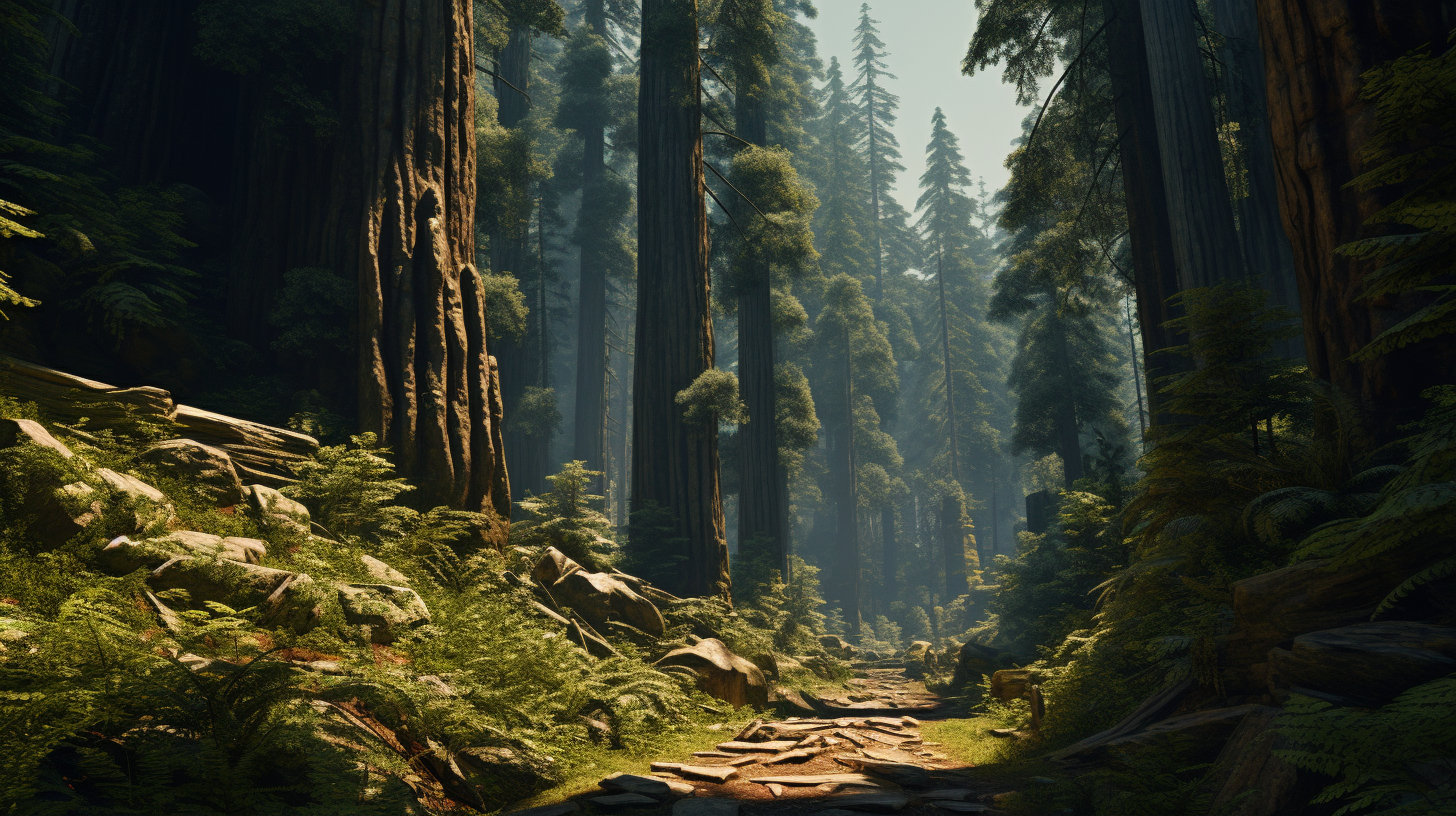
1225, 556, 1426, 692
1266, 621, 1456, 707
148, 557, 319, 632
0, 420, 99, 548
819, 635, 858, 659
361, 554, 410, 585
656, 637, 768, 709
99, 531, 266, 575
0, 356, 318, 486
0, 418, 75, 459
242, 484, 310, 535
531, 548, 665, 637
140, 438, 244, 506
338, 584, 431, 644
951, 641, 1000, 690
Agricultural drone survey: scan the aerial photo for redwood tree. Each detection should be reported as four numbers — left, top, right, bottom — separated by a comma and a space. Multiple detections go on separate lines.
47, 0, 511, 528
632, 0, 730, 600
1254, 0, 1456, 435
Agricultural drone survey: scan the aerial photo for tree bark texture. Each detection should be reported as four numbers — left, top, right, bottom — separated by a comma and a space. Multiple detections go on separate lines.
1101, 0, 1189, 425
1140, 0, 1247, 290
734, 71, 788, 578
940, 494, 966, 600
1254, 0, 1456, 434
1210, 0, 1303, 359
47, 0, 511, 529
632, 0, 730, 600
880, 505, 897, 608
832, 337, 861, 633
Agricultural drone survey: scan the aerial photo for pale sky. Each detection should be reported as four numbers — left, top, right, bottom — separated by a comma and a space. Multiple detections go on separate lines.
803, 0, 1027, 211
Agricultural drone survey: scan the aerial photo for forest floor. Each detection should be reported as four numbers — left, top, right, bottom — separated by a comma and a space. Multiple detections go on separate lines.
512, 669, 1054, 816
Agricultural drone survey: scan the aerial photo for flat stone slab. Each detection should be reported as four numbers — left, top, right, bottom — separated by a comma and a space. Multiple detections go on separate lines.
650, 763, 738, 783
591, 793, 659, 808
717, 740, 797, 752
750, 774, 886, 788
672, 800, 739, 816
600, 774, 671, 797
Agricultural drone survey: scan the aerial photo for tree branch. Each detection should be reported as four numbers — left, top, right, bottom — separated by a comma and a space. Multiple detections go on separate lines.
1022, 14, 1113, 162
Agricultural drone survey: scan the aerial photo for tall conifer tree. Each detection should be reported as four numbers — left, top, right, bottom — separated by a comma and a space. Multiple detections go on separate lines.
849, 3, 904, 301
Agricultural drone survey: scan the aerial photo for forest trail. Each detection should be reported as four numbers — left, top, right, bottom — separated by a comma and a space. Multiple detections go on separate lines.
517, 669, 1021, 816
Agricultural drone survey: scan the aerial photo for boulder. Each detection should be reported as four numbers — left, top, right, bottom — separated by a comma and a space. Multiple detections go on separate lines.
989, 669, 1037, 703
820, 635, 858, 659
94, 468, 176, 531
951, 641, 1000, 690
1226, 556, 1429, 692
1266, 621, 1456, 706
337, 584, 430, 644
140, 438, 244, 506
147, 557, 319, 631
99, 531, 266, 575
532, 548, 665, 637
656, 638, 768, 709
455, 743, 562, 797
242, 484, 310, 534
0, 418, 75, 459
360, 554, 410, 585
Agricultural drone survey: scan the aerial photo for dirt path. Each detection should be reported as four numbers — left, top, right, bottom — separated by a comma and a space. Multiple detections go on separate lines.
514, 669, 1018, 816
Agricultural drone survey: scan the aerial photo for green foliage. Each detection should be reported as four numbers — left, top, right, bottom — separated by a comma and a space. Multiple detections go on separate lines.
1337, 29, 1456, 358
480, 270, 530, 342
718, 145, 820, 299
269, 267, 353, 361
774, 361, 819, 476
1277, 680, 1456, 815
283, 433, 415, 539
511, 386, 563, 438
514, 460, 617, 569
623, 501, 689, 590
0, 197, 41, 315
676, 368, 749, 427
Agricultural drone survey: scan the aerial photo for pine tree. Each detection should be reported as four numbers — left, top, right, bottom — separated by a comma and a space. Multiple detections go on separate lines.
849, 3, 905, 301
811, 57, 875, 283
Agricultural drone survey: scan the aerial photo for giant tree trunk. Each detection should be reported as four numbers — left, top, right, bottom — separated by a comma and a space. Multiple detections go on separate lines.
940, 494, 966, 600
1210, 0, 1302, 359
573, 0, 610, 491
831, 339, 861, 635
880, 504, 897, 608
632, 0, 730, 601
1101, 0, 1189, 424
1254, 0, 1456, 437
1140, 0, 1246, 290
47, 0, 510, 529
735, 61, 788, 578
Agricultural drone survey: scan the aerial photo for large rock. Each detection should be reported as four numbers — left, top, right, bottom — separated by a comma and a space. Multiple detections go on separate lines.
532, 548, 665, 637
819, 635, 858, 659
0, 421, 100, 548
989, 669, 1038, 703
1226, 556, 1429, 692
94, 468, 175, 531
455, 743, 562, 799
147, 556, 318, 631
656, 637, 768, 709
241, 484, 310, 535
337, 584, 430, 644
99, 531, 266, 575
360, 554, 410, 585
1266, 621, 1456, 706
0, 418, 75, 459
140, 438, 244, 506
951, 641, 1000, 690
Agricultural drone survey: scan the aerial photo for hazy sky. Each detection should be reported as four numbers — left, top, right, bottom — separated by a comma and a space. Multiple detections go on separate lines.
803, 0, 1028, 211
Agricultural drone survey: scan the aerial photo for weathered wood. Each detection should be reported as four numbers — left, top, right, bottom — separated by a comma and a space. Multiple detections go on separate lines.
749, 774, 886, 788
649, 763, 738, 783
1048, 678, 1192, 762
716, 740, 797, 753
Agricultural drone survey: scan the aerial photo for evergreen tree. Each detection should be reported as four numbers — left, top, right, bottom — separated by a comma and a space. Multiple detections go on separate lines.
849, 2, 905, 300
810, 57, 875, 283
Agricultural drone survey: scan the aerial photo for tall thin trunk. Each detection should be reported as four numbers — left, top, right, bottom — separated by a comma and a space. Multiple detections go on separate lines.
940, 494, 965, 600
835, 326, 861, 634
1140, 0, 1245, 290
1101, 0, 1188, 425
1210, 0, 1302, 359
573, 0, 610, 490
494, 23, 549, 496
1125, 296, 1147, 441
866, 86, 885, 300
1254, 0, 1456, 440
633, 0, 729, 600
989, 469, 999, 559
937, 247, 960, 484
880, 504, 897, 608
1052, 308, 1084, 488
734, 46, 788, 578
